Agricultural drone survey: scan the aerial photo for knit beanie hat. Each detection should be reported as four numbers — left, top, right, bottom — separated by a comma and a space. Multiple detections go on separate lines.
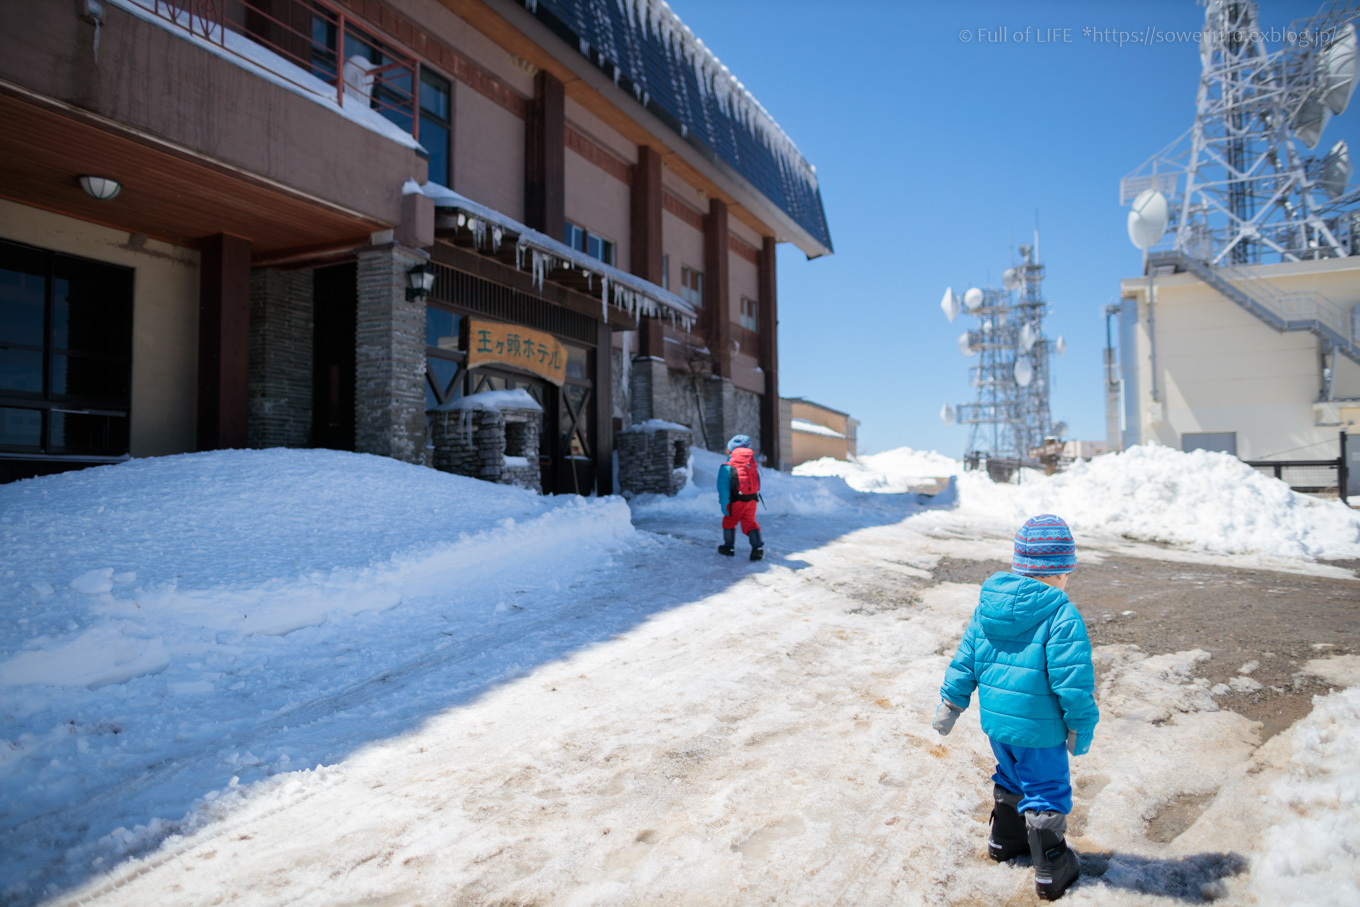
1012, 514, 1077, 576
727, 434, 751, 453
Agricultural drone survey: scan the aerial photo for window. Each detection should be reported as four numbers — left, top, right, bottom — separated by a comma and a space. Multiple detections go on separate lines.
309, 14, 415, 134
680, 265, 703, 309
0, 240, 132, 458
740, 296, 758, 331
564, 221, 615, 267
419, 69, 452, 187
424, 306, 465, 410
661, 253, 670, 290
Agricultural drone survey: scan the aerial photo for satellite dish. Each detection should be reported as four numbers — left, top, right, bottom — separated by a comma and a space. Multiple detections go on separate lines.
1294, 95, 1331, 149
940, 286, 960, 322
1019, 323, 1037, 352
1014, 356, 1033, 387
1320, 140, 1353, 200
940, 403, 956, 427
963, 287, 985, 311
1127, 189, 1169, 250
1002, 268, 1020, 290
958, 331, 978, 357
1056, 335, 1067, 356
1322, 24, 1359, 115
1051, 421, 1068, 438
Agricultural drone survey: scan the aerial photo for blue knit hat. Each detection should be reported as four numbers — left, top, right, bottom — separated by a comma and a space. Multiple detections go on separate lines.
727, 434, 751, 453
1013, 514, 1077, 576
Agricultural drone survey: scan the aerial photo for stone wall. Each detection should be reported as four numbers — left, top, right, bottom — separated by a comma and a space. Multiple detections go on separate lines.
617, 425, 691, 496
734, 387, 763, 455
355, 244, 427, 464
248, 268, 313, 448
430, 407, 542, 492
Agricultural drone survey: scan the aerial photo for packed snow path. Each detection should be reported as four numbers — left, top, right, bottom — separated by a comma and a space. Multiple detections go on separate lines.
48, 520, 1356, 905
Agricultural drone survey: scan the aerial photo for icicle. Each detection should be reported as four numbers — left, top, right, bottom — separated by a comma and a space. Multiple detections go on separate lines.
469, 217, 486, 249
515, 241, 526, 271
525, 0, 538, 12
491, 226, 503, 252
601, 275, 610, 322
531, 250, 547, 291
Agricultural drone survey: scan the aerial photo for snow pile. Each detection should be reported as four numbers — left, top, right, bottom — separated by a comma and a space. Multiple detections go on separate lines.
432, 388, 543, 412
632, 448, 857, 519
1250, 687, 1360, 906
795, 447, 960, 494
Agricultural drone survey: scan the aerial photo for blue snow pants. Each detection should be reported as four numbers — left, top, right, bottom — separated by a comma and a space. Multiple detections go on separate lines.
990, 738, 1071, 814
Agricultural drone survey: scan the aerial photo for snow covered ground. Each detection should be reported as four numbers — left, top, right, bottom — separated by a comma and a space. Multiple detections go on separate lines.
1, 445, 1357, 904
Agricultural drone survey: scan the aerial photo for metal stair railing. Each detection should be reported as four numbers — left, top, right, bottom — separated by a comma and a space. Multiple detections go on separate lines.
1147, 251, 1360, 365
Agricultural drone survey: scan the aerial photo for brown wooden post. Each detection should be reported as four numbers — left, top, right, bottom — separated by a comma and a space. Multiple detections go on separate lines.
703, 198, 731, 377
758, 236, 780, 468
197, 233, 252, 450
594, 319, 614, 495
631, 145, 664, 357
524, 70, 565, 240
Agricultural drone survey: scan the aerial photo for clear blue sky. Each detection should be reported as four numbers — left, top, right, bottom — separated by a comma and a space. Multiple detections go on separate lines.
668, 0, 1360, 455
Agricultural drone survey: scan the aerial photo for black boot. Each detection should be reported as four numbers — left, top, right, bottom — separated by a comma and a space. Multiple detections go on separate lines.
988, 785, 1028, 862
718, 528, 735, 556
1026, 810, 1080, 901
747, 528, 764, 561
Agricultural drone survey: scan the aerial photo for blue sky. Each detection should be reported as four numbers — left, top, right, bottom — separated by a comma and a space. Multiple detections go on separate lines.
667, 0, 1360, 455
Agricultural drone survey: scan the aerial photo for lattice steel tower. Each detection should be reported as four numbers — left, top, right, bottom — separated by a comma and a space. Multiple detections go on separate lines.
940, 242, 1064, 465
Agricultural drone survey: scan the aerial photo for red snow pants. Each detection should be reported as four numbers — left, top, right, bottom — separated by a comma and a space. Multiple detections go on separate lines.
723, 500, 760, 534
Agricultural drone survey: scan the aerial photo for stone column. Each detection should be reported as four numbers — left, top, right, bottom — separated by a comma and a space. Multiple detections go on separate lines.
702, 375, 737, 453
248, 268, 313, 448
355, 243, 428, 464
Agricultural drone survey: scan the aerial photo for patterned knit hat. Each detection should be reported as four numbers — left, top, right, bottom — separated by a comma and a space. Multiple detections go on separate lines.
727, 434, 751, 453
1012, 514, 1077, 576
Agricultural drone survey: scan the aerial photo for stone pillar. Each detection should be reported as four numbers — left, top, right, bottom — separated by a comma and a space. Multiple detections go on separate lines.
248, 268, 314, 448
617, 424, 691, 496
702, 376, 736, 453
355, 244, 428, 464
630, 356, 670, 425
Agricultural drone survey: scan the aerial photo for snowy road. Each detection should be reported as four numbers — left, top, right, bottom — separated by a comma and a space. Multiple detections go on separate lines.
54, 513, 1354, 906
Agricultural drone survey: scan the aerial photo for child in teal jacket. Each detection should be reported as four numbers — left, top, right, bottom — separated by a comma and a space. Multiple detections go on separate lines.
932, 514, 1097, 901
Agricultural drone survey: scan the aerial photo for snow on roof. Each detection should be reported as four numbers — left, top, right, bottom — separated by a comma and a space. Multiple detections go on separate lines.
790, 419, 846, 440
626, 419, 692, 433
419, 182, 697, 330
431, 388, 544, 413
112, 0, 422, 151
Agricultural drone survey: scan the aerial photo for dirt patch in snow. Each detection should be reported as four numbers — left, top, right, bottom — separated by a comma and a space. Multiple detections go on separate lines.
928, 555, 1359, 742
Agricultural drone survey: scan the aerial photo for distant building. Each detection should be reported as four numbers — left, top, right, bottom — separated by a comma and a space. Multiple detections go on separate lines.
0, 0, 831, 487
784, 398, 858, 467
1114, 255, 1360, 496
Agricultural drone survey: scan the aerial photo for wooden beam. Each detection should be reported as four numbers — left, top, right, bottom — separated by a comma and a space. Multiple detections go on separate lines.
631, 145, 665, 359
594, 318, 614, 495
197, 234, 252, 450
525, 70, 565, 240
704, 198, 731, 378
758, 236, 779, 468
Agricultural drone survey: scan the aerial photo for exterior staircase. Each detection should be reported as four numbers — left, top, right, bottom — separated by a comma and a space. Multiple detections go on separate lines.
1146, 251, 1360, 366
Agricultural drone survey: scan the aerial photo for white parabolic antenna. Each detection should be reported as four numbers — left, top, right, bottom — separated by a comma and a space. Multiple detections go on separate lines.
1019, 323, 1037, 352
940, 403, 956, 426
1320, 140, 1353, 200
1056, 335, 1067, 356
1002, 268, 1020, 290
963, 287, 985, 311
958, 331, 977, 357
1127, 189, 1169, 250
940, 286, 960, 322
1014, 356, 1033, 387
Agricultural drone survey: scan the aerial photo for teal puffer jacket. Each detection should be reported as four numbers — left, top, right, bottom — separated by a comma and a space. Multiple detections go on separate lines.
940, 572, 1099, 748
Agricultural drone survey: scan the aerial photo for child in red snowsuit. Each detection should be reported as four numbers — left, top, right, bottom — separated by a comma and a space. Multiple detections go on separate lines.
717, 434, 764, 561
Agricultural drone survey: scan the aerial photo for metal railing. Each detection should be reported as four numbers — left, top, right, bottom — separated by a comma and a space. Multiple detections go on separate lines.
133, 0, 418, 138
1245, 432, 1350, 504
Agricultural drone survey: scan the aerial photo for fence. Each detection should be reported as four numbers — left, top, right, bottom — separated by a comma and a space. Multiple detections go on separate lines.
1245, 432, 1350, 505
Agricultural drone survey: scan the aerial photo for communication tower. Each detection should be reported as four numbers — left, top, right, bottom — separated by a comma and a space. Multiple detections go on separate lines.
939, 242, 1066, 474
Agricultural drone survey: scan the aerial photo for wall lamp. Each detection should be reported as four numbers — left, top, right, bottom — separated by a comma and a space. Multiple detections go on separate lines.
79, 175, 122, 201
406, 262, 435, 301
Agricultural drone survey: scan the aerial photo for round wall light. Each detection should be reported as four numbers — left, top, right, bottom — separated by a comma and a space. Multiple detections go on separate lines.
79, 175, 122, 201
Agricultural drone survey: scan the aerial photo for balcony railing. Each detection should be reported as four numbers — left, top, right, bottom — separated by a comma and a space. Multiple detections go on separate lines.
129, 0, 419, 141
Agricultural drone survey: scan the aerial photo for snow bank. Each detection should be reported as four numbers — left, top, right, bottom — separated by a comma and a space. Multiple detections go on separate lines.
1250, 687, 1360, 906
432, 388, 543, 412
795, 447, 960, 494
632, 448, 859, 519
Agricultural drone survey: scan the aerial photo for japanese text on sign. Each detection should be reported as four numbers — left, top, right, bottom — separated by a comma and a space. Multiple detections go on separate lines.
466, 318, 567, 386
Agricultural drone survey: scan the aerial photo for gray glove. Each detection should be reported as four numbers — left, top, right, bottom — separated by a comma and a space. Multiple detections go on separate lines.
932, 700, 963, 735
1067, 729, 1093, 756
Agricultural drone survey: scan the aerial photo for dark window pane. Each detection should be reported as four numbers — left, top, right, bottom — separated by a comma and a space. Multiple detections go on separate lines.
565, 345, 588, 380
587, 234, 603, 261
51, 258, 133, 355
420, 72, 450, 119
51, 354, 131, 399
421, 118, 450, 187
0, 348, 43, 392
425, 307, 459, 349
0, 266, 46, 347
49, 411, 129, 455
426, 357, 460, 408
0, 406, 42, 449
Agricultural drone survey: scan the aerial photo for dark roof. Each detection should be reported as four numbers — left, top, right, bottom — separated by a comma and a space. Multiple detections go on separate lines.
522, 0, 832, 255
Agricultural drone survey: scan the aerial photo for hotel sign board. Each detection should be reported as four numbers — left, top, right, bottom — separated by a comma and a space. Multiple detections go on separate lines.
467, 318, 567, 386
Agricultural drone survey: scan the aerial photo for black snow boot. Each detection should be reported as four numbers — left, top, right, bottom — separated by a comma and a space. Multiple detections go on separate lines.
718, 528, 735, 556
747, 528, 764, 561
1026, 810, 1080, 901
988, 784, 1028, 862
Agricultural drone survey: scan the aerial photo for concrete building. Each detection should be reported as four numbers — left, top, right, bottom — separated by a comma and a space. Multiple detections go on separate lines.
0, 0, 831, 489
784, 397, 858, 468
1115, 255, 1360, 495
